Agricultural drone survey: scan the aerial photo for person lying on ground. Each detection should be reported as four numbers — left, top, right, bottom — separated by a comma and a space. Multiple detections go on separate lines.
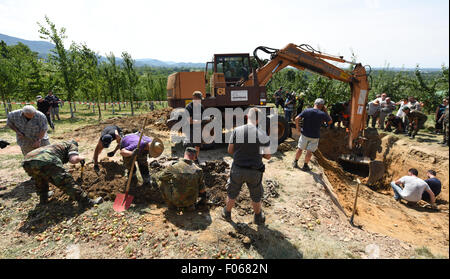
93, 125, 123, 172
22, 139, 103, 206
156, 147, 207, 211
390, 168, 437, 209
422, 170, 441, 204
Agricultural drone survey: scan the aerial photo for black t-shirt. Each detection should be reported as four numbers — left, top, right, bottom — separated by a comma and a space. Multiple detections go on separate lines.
101, 125, 122, 140
388, 116, 403, 126
37, 99, 51, 114
229, 124, 270, 169
425, 178, 441, 196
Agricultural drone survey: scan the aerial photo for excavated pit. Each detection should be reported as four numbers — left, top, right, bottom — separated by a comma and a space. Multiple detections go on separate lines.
316, 128, 449, 212
52, 158, 280, 215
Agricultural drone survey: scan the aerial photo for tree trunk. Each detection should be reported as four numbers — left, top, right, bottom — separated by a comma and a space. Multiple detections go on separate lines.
74, 101, 77, 113
97, 102, 102, 120
2, 94, 8, 115
69, 102, 74, 118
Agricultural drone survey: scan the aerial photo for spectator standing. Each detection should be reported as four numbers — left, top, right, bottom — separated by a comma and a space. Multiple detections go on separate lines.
284, 92, 295, 122
435, 98, 448, 134
292, 98, 332, 171
379, 97, 396, 129
439, 104, 449, 146
366, 99, 380, 128
274, 87, 285, 111
222, 108, 271, 225
6, 105, 50, 155
295, 92, 305, 117
407, 96, 421, 111
36, 95, 54, 130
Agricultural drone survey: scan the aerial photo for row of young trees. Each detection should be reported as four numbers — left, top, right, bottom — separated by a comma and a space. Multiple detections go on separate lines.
1, 16, 448, 118
266, 65, 449, 113
0, 16, 172, 118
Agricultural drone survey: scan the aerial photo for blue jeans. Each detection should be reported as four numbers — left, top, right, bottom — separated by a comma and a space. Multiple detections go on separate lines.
285, 110, 292, 122
390, 182, 404, 200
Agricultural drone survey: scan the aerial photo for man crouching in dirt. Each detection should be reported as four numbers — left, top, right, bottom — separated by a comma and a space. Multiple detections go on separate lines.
120, 133, 164, 187
402, 107, 428, 139
93, 125, 124, 172
222, 108, 271, 225
156, 147, 207, 211
22, 140, 103, 206
390, 168, 437, 210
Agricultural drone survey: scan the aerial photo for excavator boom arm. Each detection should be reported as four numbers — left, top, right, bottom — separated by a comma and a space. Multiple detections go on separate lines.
245, 43, 370, 150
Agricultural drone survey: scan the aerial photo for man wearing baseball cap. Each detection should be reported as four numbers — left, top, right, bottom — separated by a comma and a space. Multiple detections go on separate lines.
293, 98, 332, 171
184, 91, 205, 163
93, 125, 124, 172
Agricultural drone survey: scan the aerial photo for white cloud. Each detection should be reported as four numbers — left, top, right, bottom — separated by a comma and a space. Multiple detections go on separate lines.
0, 0, 448, 68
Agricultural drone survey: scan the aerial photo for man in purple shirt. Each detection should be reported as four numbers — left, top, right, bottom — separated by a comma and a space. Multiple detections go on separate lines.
120, 133, 164, 187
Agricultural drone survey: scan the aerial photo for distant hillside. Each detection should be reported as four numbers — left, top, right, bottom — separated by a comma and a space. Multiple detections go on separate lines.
0, 33, 55, 58
0, 33, 204, 68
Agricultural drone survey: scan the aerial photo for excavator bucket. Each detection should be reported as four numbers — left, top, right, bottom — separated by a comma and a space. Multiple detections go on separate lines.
338, 154, 384, 185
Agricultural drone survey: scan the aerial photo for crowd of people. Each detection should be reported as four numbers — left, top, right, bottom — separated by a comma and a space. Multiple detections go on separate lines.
0, 88, 445, 227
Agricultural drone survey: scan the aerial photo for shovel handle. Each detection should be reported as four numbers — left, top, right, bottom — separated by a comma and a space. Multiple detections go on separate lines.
350, 179, 361, 221
124, 117, 148, 195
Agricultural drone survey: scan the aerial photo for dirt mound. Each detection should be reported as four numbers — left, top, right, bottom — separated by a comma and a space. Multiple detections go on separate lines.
199, 160, 280, 214
277, 142, 296, 152
57, 108, 172, 142
51, 159, 164, 204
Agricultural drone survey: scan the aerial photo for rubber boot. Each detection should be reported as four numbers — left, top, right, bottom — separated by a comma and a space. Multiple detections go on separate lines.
254, 210, 266, 225
222, 206, 231, 221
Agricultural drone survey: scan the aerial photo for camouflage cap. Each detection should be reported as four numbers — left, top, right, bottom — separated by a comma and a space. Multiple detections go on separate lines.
185, 147, 197, 155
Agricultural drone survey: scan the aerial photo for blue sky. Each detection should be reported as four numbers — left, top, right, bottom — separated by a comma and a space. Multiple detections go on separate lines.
0, 0, 448, 68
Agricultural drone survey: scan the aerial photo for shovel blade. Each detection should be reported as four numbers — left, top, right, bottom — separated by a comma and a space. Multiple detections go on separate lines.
113, 193, 134, 212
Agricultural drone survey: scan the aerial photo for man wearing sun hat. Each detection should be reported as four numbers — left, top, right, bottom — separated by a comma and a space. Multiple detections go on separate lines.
120, 132, 164, 187
93, 125, 124, 172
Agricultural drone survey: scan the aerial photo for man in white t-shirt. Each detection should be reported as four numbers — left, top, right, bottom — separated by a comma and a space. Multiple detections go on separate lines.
390, 168, 437, 209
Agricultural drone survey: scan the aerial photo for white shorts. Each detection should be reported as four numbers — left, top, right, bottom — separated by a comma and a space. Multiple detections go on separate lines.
297, 135, 319, 152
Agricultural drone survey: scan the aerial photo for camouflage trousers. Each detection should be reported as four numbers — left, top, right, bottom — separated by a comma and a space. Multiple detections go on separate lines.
20, 139, 50, 156
123, 153, 150, 182
408, 119, 426, 137
22, 160, 88, 201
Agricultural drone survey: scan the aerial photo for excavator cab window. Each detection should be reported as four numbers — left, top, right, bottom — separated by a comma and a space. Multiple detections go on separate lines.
214, 54, 251, 85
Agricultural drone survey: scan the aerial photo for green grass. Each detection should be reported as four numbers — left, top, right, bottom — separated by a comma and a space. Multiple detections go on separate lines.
0, 102, 168, 144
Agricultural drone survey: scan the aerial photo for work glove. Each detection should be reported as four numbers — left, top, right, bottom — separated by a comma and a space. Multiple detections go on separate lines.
107, 151, 116, 157
0, 140, 10, 149
93, 164, 100, 172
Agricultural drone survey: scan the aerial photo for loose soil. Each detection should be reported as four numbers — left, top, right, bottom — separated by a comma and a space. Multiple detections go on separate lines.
318, 128, 449, 256
0, 108, 448, 259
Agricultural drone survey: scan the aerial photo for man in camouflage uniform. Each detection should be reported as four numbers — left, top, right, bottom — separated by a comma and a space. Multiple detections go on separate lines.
402, 107, 428, 139
156, 147, 207, 210
22, 140, 103, 206
439, 105, 449, 146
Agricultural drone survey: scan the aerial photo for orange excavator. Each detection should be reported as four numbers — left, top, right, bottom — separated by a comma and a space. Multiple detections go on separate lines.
166, 43, 384, 184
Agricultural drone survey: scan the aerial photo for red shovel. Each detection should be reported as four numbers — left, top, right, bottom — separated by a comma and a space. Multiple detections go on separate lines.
113, 117, 147, 212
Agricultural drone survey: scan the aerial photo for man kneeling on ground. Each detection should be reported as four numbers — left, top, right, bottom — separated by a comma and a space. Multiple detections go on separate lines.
156, 147, 207, 211
390, 168, 437, 209
222, 108, 271, 225
422, 170, 441, 204
22, 140, 103, 206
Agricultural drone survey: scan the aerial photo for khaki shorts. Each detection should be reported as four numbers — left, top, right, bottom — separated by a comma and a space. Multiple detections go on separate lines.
226, 165, 264, 203
297, 135, 319, 152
